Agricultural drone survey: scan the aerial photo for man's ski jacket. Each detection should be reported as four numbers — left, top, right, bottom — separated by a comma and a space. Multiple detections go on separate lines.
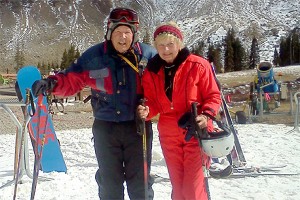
50, 41, 156, 122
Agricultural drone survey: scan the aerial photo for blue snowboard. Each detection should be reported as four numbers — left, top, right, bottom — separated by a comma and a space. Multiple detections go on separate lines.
16, 66, 67, 173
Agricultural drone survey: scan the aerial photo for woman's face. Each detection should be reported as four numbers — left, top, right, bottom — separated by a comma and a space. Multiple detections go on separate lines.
155, 37, 181, 64
111, 25, 133, 53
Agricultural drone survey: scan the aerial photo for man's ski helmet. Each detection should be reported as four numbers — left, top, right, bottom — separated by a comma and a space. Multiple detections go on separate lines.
105, 8, 139, 42
201, 126, 234, 158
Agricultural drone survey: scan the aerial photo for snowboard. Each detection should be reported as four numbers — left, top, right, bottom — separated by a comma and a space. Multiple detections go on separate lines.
16, 66, 67, 173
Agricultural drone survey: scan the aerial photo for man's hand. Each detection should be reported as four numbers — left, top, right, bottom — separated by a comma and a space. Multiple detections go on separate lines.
32, 78, 56, 97
136, 105, 149, 119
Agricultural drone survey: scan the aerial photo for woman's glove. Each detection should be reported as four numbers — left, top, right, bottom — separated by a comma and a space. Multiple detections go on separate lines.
178, 112, 208, 142
32, 78, 57, 97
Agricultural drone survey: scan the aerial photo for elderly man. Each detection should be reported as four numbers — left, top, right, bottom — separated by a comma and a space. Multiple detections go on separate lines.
32, 7, 156, 200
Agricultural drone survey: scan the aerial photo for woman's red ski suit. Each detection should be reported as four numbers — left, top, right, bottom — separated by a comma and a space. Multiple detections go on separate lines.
142, 52, 221, 200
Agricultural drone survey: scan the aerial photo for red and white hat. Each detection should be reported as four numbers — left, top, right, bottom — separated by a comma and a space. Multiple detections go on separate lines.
153, 24, 183, 41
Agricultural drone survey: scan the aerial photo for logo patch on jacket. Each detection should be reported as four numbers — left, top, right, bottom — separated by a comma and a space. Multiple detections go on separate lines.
89, 68, 113, 94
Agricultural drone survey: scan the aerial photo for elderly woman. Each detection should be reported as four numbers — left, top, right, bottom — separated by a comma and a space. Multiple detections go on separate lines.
137, 21, 221, 200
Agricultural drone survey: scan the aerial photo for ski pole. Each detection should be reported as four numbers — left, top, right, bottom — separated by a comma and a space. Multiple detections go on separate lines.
138, 99, 148, 200
142, 123, 148, 200
191, 102, 211, 200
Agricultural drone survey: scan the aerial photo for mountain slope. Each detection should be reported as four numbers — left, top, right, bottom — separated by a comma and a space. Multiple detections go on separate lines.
0, 0, 299, 72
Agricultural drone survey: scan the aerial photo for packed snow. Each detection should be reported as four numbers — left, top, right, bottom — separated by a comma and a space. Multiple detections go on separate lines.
1, 123, 300, 200
1, 65, 300, 200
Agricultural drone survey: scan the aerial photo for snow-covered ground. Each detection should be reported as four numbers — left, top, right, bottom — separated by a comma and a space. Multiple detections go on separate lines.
1, 65, 300, 200
0, 123, 300, 200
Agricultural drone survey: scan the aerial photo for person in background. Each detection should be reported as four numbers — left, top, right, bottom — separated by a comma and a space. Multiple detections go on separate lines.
32, 7, 156, 200
137, 21, 221, 200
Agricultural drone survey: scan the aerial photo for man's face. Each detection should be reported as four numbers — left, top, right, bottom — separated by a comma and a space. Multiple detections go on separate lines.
111, 25, 133, 53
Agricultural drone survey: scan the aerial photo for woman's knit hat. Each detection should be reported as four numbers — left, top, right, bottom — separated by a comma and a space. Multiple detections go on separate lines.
153, 24, 183, 41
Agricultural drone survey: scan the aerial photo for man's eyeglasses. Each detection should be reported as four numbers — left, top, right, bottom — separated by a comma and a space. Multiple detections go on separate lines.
109, 8, 139, 23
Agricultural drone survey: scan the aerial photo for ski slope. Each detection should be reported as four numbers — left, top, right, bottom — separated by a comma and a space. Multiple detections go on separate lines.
0, 123, 300, 200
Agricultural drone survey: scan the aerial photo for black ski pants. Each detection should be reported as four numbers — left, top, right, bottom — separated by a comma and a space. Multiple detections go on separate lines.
92, 119, 153, 200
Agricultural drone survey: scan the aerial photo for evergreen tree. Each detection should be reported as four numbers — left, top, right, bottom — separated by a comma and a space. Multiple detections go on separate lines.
68, 44, 76, 62
224, 28, 247, 72
39, 61, 47, 75
14, 42, 25, 72
191, 40, 205, 57
242, 49, 249, 70
60, 49, 68, 69
224, 28, 235, 72
273, 47, 280, 67
279, 27, 300, 66
232, 37, 246, 71
279, 37, 289, 66
290, 28, 300, 64
244, 49, 250, 70
207, 45, 223, 73
249, 37, 260, 69
75, 48, 80, 59
60, 44, 81, 70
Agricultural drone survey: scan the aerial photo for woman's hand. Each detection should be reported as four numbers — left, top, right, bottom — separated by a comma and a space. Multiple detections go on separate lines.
195, 114, 208, 129
136, 105, 149, 119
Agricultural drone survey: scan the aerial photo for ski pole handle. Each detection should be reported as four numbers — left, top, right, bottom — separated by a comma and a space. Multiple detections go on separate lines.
191, 102, 198, 119
191, 102, 208, 138
191, 102, 201, 135
139, 98, 146, 120
136, 99, 147, 136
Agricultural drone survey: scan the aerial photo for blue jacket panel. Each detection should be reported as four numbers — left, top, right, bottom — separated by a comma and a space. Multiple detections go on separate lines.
53, 41, 157, 122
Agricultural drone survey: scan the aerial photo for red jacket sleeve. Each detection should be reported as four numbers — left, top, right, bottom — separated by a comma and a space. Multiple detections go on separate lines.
49, 70, 90, 97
